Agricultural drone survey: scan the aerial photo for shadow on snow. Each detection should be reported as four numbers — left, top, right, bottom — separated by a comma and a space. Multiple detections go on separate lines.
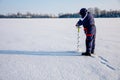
0, 50, 81, 56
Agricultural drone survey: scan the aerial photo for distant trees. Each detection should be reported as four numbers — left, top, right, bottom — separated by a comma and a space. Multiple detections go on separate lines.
0, 12, 56, 18
58, 13, 80, 18
0, 7, 120, 18
87, 7, 120, 18
59, 8, 120, 18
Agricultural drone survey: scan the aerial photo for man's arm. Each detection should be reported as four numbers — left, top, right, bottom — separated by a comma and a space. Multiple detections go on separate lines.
76, 19, 83, 27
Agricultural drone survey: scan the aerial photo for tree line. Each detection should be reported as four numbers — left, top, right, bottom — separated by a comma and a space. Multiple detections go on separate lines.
59, 7, 120, 18
0, 7, 120, 18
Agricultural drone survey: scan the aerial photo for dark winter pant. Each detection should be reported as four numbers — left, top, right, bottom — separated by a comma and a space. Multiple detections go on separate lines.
85, 27, 96, 53
86, 34, 96, 53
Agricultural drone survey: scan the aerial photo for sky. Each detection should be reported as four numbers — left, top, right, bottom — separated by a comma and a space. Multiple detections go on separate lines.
0, 0, 120, 15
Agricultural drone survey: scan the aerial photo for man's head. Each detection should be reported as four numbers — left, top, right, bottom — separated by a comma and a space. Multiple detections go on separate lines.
79, 8, 88, 18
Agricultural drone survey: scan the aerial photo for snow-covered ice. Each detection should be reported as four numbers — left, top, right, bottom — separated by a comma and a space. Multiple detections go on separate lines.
0, 18, 120, 80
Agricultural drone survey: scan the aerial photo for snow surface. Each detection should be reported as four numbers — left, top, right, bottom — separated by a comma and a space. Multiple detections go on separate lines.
0, 18, 120, 80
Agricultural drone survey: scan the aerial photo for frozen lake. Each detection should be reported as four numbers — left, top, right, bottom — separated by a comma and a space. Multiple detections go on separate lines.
0, 18, 120, 51
0, 18, 120, 80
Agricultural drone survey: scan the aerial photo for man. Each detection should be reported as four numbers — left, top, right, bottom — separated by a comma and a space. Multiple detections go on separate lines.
76, 8, 96, 56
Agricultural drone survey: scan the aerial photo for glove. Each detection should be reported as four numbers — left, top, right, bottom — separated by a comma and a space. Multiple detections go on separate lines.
75, 23, 79, 27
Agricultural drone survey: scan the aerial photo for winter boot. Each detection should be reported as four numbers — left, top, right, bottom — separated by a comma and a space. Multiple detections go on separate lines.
82, 52, 91, 56
91, 50, 94, 54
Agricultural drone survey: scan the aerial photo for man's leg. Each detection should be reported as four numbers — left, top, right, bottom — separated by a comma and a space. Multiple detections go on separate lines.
86, 36, 93, 53
91, 34, 96, 54
82, 35, 93, 56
